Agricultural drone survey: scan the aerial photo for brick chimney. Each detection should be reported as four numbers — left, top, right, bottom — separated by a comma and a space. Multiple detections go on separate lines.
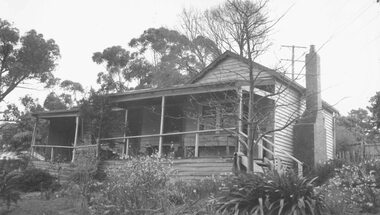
293, 45, 327, 169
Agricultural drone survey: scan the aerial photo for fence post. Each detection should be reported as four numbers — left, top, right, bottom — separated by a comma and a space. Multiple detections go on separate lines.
195, 133, 199, 157
50, 147, 54, 162
96, 138, 100, 158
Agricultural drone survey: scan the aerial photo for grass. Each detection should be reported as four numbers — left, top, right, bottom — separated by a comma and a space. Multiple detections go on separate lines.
0, 193, 79, 215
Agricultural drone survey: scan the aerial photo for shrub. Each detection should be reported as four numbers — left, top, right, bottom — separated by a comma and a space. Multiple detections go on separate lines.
316, 182, 360, 215
66, 150, 101, 214
215, 170, 326, 215
361, 159, 380, 187
318, 163, 380, 214
90, 154, 173, 214
309, 159, 345, 186
170, 178, 223, 204
0, 171, 22, 210
17, 168, 55, 192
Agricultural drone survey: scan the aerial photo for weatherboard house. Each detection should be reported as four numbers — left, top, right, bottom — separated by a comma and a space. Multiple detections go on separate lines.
31, 45, 338, 177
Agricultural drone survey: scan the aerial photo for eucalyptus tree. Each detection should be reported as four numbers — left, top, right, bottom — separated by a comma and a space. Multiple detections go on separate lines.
0, 19, 60, 102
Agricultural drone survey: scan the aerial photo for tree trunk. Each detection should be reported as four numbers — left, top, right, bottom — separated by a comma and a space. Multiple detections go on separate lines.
247, 60, 255, 173
246, 22, 255, 173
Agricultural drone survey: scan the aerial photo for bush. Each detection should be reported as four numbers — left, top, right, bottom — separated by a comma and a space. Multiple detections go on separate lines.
17, 168, 56, 192
214, 170, 326, 215
309, 159, 345, 186
0, 171, 22, 210
170, 178, 223, 204
318, 163, 380, 214
90, 154, 173, 214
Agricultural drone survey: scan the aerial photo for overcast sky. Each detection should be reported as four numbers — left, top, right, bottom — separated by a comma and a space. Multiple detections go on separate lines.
0, 0, 379, 115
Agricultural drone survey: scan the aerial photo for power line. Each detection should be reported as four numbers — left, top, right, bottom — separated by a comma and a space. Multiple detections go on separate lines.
280, 45, 306, 80
293, 2, 374, 79
15, 86, 43, 91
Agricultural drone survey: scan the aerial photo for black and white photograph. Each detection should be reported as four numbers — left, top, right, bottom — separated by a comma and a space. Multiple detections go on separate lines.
0, 0, 380, 214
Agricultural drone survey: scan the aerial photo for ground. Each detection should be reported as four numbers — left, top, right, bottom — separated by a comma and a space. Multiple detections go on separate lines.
0, 193, 80, 215
3, 192, 380, 215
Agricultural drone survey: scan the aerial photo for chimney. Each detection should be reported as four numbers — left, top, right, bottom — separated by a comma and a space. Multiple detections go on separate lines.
293, 45, 327, 168
304, 45, 322, 121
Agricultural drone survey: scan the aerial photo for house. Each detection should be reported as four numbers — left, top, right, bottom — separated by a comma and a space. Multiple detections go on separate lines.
31, 45, 338, 177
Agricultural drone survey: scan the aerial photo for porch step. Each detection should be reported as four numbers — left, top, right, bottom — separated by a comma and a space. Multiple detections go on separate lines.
172, 158, 233, 179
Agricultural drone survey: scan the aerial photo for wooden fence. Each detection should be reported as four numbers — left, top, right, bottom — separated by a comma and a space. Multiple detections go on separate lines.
336, 143, 380, 162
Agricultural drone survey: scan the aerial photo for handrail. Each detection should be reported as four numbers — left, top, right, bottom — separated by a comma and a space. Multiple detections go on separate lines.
262, 136, 303, 176
32, 144, 97, 149
262, 137, 303, 165
75, 145, 98, 148
31, 144, 98, 163
33, 145, 74, 149
99, 127, 236, 142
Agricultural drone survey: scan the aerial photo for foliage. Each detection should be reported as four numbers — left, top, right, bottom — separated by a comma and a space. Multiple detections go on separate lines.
79, 89, 122, 140
16, 168, 55, 192
369, 91, 380, 130
0, 159, 26, 174
317, 161, 380, 214
43, 79, 84, 110
43, 91, 70, 110
60, 79, 84, 93
337, 108, 378, 145
0, 18, 60, 102
130, 27, 213, 87
214, 171, 326, 215
169, 178, 222, 205
66, 150, 100, 213
92, 46, 133, 93
90, 154, 172, 214
93, 26, 220, 92
309, 159, 345, 186
0, 171, 22, 210
0, 95, 47, 152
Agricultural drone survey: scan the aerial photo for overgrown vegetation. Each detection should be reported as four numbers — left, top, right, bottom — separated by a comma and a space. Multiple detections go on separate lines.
16, 168, 56, 193
0, 171, 22, 210
214, 171, 326, 215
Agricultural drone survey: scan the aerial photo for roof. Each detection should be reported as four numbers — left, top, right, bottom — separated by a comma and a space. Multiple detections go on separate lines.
188, 51, 339, 114
189, 51, 305, 93
108, 80, 248, 103
32, 51, 339, 115
32, 108, 79, 119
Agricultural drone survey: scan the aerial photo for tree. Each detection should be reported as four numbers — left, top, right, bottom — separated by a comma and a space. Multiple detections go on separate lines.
60, 80, 84, 102
181, 0, 273, 172
369, 92, 380, 129
92, 46, 133, 93
180, 0, 270, 59
43, 92, 71, 111
130, 27, 220, 87
0, 19, 60, 102
79, 89, 122, 141
180, 9, 222, 67
0, 95, 46, 152
337, 108, 374, 143
93, 27, 220, 91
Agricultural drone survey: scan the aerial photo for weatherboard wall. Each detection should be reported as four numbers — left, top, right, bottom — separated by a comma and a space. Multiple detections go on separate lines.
195, 57, 271, 84
273, 81, 302, 164
323, 110, 334, 160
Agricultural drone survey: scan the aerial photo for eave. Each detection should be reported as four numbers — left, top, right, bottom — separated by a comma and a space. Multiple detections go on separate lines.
33, 109, 80, 119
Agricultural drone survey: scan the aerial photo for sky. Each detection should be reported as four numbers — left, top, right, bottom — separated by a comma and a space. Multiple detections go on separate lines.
0, 0, 379, 115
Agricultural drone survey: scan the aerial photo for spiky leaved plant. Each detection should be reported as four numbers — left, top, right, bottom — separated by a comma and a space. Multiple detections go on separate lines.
215, 170, 326, 215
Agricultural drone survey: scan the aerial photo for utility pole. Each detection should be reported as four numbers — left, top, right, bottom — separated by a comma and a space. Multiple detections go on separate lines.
281, 45, 307, 80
